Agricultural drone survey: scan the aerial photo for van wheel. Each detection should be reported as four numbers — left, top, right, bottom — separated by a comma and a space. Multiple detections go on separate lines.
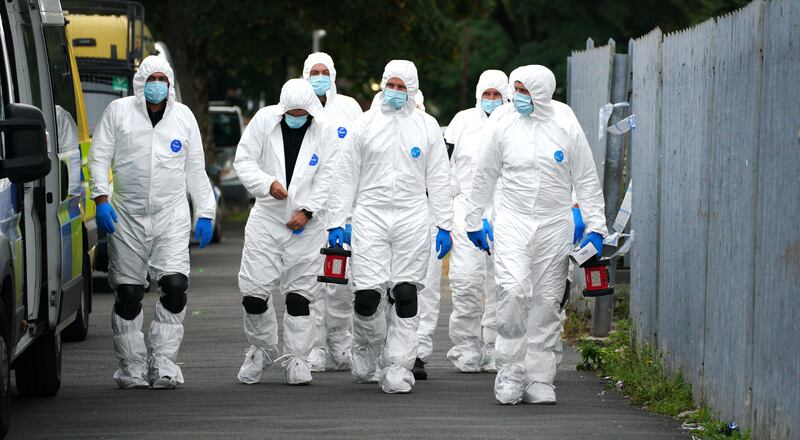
0, 298, 11, 436
15, 328, 61, 397
62, 251, 92, 342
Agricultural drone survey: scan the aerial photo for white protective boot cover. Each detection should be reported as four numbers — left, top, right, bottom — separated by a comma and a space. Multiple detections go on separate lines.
326, 327, 353, 371
238, 308, 280, 384
494, 362, 526, 405
325, 283, 353, 370
308, 290, 328, 372
148, 301, 186, 388
446, 336, 482, 373
480, 342, 497, 373
351, 308, 386, 384
379, 311, 418, 394
283, 311, 315, 385
112, 310, 149, 389
523, 381, 557, 404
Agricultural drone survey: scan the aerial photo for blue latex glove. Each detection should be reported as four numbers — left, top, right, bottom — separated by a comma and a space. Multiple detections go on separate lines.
328, 227, 345, 247
344, 224, 352, 245
195, 218, 213, 248
580, 232, 604, 257
572, 207, 585, 244
435, 228, 452, 259
467, 219, 493, 252
96, 202, 118, 234
482, 218, 494, 242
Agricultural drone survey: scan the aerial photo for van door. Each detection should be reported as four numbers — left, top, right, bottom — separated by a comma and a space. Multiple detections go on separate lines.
42, 24, 83, 325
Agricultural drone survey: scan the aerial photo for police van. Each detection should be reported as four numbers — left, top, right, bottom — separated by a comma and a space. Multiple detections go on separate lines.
0, 0, 94, 435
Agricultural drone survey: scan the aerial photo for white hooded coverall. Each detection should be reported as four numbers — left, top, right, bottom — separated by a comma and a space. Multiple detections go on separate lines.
445, 69, 509, 372
466, 65, 606, 404
302, 52, 363, 372
89, 56, 216, 387
235, 79, 337, 384
328, 60, 453, 393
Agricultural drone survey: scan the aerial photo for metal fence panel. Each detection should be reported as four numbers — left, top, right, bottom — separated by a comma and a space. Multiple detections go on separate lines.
751, 1, 800, 438
568, 43, 613, 182
629, 29, 663, 346
657, 19, 716, 395
702, 2, 763, 427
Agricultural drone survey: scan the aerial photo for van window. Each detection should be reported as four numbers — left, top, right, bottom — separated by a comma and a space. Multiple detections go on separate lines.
43, 26, 78, 122
212, 111, 242, 148
17, 2, 41, 108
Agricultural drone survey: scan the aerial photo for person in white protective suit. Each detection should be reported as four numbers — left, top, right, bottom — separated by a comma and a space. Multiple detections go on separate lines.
301, 52, 363, 373
234, 79, 338, 386
89, 55, 217, 389
489, 66, 583, 369
407, 88, 445, 381
327, 60, 453, 394
444, 69, 509, 374
465, 65, 607, 404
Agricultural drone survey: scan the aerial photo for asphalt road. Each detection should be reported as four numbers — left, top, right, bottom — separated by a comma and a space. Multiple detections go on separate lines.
8, 222, 686, 439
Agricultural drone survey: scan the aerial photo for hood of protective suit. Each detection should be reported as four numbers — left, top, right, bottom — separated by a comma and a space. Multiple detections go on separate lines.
415, 90, 425, 111
510, 65, 556, 121
375, 60, 419, 114
475, 69, 509, 106
277, 78, 324, 120
133, 55, 176, 103
302, 52, 338, 100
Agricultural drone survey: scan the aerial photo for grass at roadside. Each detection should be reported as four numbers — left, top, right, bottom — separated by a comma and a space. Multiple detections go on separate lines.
570, 288, 749, 439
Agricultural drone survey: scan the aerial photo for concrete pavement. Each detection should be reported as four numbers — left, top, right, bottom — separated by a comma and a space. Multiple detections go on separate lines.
8, 222, 686, 439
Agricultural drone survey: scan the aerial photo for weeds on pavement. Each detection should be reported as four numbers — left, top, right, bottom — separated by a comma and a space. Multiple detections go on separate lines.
575, 319, 750, 439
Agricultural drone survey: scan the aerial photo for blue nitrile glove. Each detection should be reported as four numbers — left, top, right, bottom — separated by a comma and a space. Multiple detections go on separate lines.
195, 218, 213, 248
482, 218, 494, 242
292, 227, 304, 235
580, 232, 603, 257
344, 224, 352, 245
328, 227, 345, 247
572, 207, 585, 244
96, 202, 118, 234
435, 228, 452, 259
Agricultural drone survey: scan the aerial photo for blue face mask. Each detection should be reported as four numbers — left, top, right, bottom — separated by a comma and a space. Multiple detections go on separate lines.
514, 93, 534, 116
144, 81, 168, 104
308, 75, 331, 97
481, 98, 503, 115
285, 113, 309, 129
383, 88, 407, 109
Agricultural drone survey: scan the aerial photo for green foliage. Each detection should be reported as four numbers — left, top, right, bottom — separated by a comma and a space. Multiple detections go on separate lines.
577, 320, 750, 439
140, 0, 751, 125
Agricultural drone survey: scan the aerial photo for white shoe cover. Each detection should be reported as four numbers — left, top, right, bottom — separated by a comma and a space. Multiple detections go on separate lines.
112, 311, 148, 389
148, 302, 185, 388
494, 363, 526, 405
282, 355, 312, 385
327, 329, 352, 371
523, 381, 557, 404
351, 311, 386, 383
237, 345, 278, 384
380, 364, 414, 394
481, 343, 498, 373
446, 338, 482, 373
307, 347, 327, 372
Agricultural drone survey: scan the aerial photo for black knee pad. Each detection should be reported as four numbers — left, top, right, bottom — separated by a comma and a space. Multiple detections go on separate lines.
242, 296, 268, 314
114, 284, 145, 320
354, 289, 381, 317
393, 282, 418, 318
158, 274, 188, 314
285, 293, 310, 317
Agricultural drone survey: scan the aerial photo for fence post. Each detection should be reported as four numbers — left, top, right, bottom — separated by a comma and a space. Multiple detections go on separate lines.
592, 40, 629, 337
